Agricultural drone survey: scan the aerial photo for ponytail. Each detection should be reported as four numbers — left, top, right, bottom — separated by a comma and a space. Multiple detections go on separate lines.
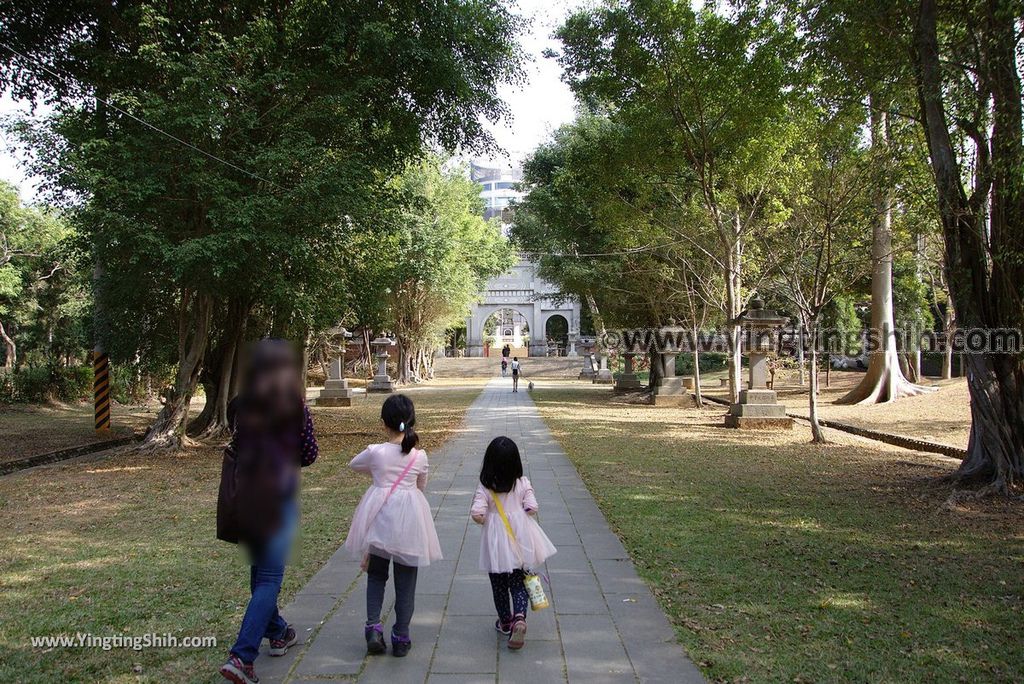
381, 393, 419, 454
401, 427, 419, 455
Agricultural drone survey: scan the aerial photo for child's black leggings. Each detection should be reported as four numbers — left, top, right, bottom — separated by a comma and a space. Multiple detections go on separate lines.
366, 554, 418, 637
489, 569, 528, 622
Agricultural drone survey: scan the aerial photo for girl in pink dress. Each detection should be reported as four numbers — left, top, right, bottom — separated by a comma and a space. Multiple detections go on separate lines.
343, 394, 441, 658
470, 436, 557, 650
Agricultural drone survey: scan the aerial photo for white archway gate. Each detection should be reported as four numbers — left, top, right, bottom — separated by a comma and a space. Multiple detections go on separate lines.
465, 258, 580, 357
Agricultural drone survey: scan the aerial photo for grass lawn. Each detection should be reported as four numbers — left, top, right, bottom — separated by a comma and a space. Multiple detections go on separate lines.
0, 402, 159, 465
0, 384, 482, 683
532, 383, 1023, 683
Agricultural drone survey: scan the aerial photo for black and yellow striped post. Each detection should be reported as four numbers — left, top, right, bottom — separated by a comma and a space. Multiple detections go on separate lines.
93, 352, 111, 434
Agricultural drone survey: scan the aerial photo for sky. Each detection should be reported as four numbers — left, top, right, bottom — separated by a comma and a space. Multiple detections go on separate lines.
471, 0, 581, 171
0, 0, 582, 203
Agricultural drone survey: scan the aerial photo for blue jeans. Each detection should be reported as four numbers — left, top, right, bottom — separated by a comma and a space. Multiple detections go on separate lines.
230, 502, 298, 663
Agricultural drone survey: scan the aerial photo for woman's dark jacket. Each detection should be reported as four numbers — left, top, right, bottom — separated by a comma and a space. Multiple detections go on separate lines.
216, 400, 318, 546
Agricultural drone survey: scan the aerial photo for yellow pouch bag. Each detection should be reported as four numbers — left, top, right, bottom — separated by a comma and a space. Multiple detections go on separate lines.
490, 490, 549, 611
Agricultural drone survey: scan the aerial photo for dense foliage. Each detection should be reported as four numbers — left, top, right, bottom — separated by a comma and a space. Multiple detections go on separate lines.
0, 0, 522, 443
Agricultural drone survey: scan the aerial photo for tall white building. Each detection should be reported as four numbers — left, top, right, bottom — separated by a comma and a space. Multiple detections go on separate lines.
464, 163, 580, 357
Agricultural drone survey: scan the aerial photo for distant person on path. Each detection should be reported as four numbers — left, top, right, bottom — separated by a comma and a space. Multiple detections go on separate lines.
471, 436, 557, 650
510, 357, 521, 392
343, 394, 442, 658
501, 357, 508, 377
502, 344, 511, 361
217, 340, 318, 684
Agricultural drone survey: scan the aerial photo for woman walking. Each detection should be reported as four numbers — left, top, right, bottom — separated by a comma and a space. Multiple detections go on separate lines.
217, 340, 318, 684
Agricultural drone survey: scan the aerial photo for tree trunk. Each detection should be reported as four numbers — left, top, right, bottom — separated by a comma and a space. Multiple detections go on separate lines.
838, 101, 932, 404
0, 319, 15, 369
300, 330, 311, 394
647, 350, 663, 391
187, 298, 248, 439
808, 329, 827, 444
692, 348, 703, 408
141, 291, 214, 450
797, 326, 806, 386
724, 218, 743, 403
913, 0, 1024, 491
362, 329, 373, 377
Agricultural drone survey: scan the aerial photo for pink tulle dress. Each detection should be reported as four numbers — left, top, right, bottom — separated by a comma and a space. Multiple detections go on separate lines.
471, 477, 557, 574
343, 443, 442, 567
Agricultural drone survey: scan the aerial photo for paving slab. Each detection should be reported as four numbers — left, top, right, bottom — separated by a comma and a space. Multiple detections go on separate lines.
253, 378, 703, 683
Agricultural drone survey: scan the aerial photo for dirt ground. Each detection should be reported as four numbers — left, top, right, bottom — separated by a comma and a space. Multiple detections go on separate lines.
705, 370, 971, 449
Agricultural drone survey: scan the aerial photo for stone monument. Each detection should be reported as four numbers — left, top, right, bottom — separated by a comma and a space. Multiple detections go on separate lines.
317, 327, 355, 407
651, 321, 688, 406
593, 347, 614, 384
566, 333, 579, 358
614, 352, 643, 392
724, 299, 793, 429
367, 336, 396, 393
578, 336, 597, 380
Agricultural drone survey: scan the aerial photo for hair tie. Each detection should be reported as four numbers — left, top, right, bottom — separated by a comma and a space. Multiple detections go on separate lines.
399, 421, 406, 432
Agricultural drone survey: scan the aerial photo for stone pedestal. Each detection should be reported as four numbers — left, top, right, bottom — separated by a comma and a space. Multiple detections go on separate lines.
651, 351, 687, 406
614, 352, 643, 392
567, 334, 579, 358
593, 351, 614, 384
579, 352, 597, 379
367, 337, 395, 393
724, 389, 792, 429
317, 356, 355, 406
578, 338, 597, 379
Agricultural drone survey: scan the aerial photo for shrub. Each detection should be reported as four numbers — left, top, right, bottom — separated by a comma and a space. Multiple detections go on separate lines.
110, 364, 153, 404
4, 365, 93, 403
676, 351, 729, 375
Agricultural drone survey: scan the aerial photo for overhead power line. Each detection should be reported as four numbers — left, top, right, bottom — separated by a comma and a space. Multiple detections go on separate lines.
0, 41, 282, 189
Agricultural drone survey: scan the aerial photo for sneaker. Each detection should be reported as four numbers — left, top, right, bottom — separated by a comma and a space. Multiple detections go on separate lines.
494, 618, 513, 635
507, 616, 527, 650
391, 630, 412, 658
220, 655, 258, 684
268, 625, 297, 657
365, 623, 386, 655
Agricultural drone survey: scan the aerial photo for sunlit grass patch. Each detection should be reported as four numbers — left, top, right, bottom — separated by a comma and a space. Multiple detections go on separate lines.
533, 384, 1024, 683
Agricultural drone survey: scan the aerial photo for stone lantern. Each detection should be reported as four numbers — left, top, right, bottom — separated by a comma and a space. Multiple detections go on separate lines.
651, 319, 687, 406
577, 336, 597, 379
593, 342, 614, 384
317, 326, 355, 406
566, 332, 579, 358
614, 351, 643, 392
367, 336, 396, 393
724, 299, 793, 429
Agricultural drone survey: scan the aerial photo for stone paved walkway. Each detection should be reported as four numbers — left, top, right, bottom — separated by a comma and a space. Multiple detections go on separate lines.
255, 379, 705, 683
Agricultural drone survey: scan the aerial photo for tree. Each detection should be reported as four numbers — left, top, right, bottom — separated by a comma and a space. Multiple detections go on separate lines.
355, 158, 513, 384
912, 0, 1024, 491
763, 107, 874, 442
795, 0, 935, 405
0, 181, 81, 370
1, 0, 523, 447
553, 1, 801, 402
